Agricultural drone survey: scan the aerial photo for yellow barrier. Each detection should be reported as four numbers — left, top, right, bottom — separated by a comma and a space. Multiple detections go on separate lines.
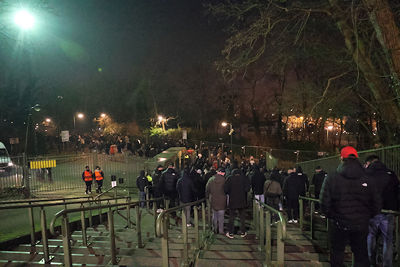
30, 160, 56, 169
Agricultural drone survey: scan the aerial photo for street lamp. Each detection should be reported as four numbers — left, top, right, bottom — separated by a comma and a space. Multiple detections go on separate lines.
73, 113, 85, 129
45, 118, 51, 123
14, 10, 35, 30
158, 115, 167, 131
24, 104, 41, 154
100, 113, 107, 118
221, 121, 234, 154
326, 125, 334, 142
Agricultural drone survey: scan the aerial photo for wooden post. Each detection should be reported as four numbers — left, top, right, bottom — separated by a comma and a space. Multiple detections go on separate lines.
265, 211, 271, 265
277, 222, 284, 267
161, 216, 169, 267
61, 214, 72, 267
194, 206, 200, 249
201, 202, 206, 232
299, 198, 304, 231
136, 206, 144, 248
108, 210, 117, 265
80, 208, 87, 246
181, 210, 189, 267
259, 205, 264, 251
28, 204, 35, 245
310, 201, 315, 239
40, 207, 50, 263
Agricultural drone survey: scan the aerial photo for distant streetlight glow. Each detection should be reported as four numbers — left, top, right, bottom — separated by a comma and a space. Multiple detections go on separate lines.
77, 113, 84, 119
221, 122, 228, 127
327, 125, 334, 130
45, 118, 51, 123
157, 115, 166, 131
100, 113, 107, 118
14, 10, 35, 30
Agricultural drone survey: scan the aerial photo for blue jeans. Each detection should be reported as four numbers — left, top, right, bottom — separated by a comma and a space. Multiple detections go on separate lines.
368, 214, 394, 267
212, 209, 225, 234
139, 191, 146, 208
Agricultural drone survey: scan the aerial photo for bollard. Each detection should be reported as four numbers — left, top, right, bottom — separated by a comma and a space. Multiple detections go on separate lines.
136, 205, 144, 248
88, 201, 93, 227
40, 207, 50, 263
146, 188, 150, 210
61, 214, 72, 267
153, 201, 157, 236
265, 211, 271, 265
28, 203, 35, 245
207, 200, 212, 229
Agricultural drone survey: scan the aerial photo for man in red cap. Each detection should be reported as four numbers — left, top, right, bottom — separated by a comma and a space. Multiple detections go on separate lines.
320, 146, 381, 267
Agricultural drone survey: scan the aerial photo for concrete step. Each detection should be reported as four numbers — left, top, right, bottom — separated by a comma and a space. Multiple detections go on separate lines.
0, 259, 103, 267
201, 250, 263, 260
196, 259, 263, 267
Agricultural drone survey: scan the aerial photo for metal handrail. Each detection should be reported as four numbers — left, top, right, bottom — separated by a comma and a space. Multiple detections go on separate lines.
155, 198, 209, 267
0, 197, 128, 210
255, 198, 287, 240
155, 198, 205, 237
49, 197, 163, 266
94, 185, 128, 200
0, 196, 93, 205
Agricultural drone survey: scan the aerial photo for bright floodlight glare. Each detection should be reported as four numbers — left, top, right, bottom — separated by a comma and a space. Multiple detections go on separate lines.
221, 122, 228, 127
77, 113, 84, 119
14, 10, 35, 30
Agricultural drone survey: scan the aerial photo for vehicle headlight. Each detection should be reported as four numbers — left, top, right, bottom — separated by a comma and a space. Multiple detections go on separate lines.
7, 162, 13, 167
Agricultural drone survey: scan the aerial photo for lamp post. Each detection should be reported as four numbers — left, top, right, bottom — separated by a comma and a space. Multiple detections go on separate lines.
73, 113, 84, 129
158, 115, 167, 132
326, 125, 333, 143
221, 122, 233, 154
24, 104, 41, 154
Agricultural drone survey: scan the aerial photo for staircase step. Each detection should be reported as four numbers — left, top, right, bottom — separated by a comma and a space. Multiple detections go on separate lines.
196, 259, 262, 267
201, 251, 263, 260
206, 244, 258, 251
118, 255, 181, 267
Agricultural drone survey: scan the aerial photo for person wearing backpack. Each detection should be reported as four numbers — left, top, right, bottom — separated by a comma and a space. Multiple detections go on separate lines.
264, 169, 282, 221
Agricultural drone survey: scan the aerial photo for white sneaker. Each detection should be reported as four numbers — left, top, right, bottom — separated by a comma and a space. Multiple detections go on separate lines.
186, 224, 192, 227
288, 219, 294, 223
293, 220, 298, 223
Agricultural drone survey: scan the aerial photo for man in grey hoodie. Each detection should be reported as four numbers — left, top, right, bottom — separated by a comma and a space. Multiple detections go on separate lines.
206, 167, 227, 234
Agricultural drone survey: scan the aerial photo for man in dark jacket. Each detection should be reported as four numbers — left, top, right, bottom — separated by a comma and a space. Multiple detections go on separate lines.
311, 166, 327, 212
152, 165, 164, 212
320, 146, 381, 267
250, 165, 266, 203
224, 168, 251, 238
160, 163, 179, 208
206, 167, 227, 234
177, 167, 197, 226
365, 154, 399, 267
136, 170, 149, 208
283, 167, 308, 223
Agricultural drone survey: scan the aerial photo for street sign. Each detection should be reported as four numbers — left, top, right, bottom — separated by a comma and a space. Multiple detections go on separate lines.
9, 138, 19, 144
61, 131, 70, 142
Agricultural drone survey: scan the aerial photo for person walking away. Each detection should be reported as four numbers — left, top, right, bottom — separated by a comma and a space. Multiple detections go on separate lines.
365, 154, 399, 267
264, 171, 283, 222
206, 167, 227, 234
250, 165, 266, 204
160, 162, 179, 209
320, 146, 381, 267
136, 170, 149, 208
176, 167, 197, 226
82, 166, 93, 194
224, 168, 251, 238
94, 166, 105, 193
283, 167, 306, 223
152, 165, 164, 213
311, 166, 327, 213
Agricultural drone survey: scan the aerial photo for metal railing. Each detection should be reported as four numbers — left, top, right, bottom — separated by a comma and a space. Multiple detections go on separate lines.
155, 199, 210, 267
0, 196, 129, 264
49, 197, 162, 267
299, 196, 400, 264
253, 199, 287, 267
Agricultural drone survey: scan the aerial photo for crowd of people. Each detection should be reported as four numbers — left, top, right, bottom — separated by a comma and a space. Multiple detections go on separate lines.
135, 145, 399, 267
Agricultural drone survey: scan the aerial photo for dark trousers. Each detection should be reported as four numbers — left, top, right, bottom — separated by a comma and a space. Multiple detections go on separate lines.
329, 221, 369, 267
287, 198, 299, 220
228, 208, 246, 234
96, 180, 103, 193
315, 192, 320, 210
85, 181, 92, 193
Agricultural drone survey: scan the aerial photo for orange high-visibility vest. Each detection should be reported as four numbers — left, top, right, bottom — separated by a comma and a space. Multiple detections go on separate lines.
84, 170, 93, 182
95, 170, 104, 181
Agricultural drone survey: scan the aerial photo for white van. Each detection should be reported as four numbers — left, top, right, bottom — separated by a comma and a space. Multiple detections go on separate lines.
0, 142, 13, 174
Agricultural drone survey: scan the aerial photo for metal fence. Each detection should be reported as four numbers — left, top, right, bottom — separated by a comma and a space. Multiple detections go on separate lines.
0, 153, 146, 193
298, 145, 400, 178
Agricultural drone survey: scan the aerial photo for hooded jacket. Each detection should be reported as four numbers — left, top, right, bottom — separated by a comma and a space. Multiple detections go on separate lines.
224, 169, 251, 209
366, 161, 399, 211
206, 174, 227, 211
320, 158, 381, 231
160, 167, 179, 194
312, 170, 327, 196
250, 167, 266, 195
136, 170, 149, 192
176, 170, 197, 203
